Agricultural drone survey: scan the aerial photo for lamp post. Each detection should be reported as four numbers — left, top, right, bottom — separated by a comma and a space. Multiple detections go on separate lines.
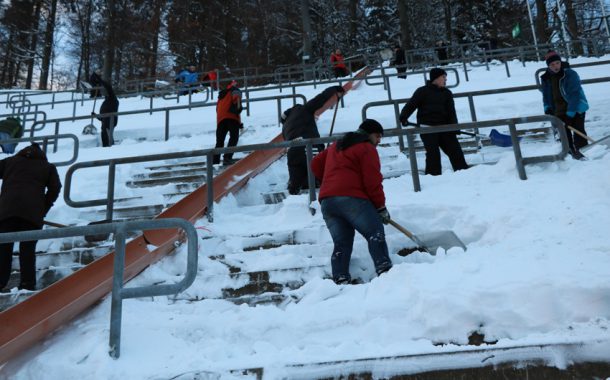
526, 0, 541, 60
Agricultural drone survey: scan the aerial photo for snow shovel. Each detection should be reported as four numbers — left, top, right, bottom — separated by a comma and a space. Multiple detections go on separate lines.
566, 125, 596, 144
388, 219, 467, 255
43, 220, 111, 243
82, 96, 98, 135
459, 129, 515, 147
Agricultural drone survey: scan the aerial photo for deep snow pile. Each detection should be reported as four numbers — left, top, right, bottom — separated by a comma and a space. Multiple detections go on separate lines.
3, 56, 610, 379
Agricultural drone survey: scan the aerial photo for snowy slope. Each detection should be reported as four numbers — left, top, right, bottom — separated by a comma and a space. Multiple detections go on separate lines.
2, 56, 610, 379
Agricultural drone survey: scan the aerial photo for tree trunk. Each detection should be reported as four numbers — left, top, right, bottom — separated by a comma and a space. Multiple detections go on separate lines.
102, 0, 117, 81
149, 0, 163, 77
26, 1, 42, 89
348, 0, 358, 45
563, 0, 582, 55
442, 0, 452, 44
397, 0, 411, 50
534, 0, 549, 43
38, 0, 57, 90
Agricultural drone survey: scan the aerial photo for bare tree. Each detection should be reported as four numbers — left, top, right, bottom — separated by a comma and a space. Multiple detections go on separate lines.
39, 0, 58, 90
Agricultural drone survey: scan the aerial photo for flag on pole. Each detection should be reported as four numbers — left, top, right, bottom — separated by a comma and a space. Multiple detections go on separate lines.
512, 23, 521, 38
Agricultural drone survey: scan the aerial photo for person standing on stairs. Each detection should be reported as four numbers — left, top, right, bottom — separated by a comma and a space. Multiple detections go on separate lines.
281, 85, 345, 195
540, 51, 589, 160
311, 119, 393, 285
399, 67, 469, 176
0, 143, 61, 291
90, 72, 119, 148
213, 80, 243, 166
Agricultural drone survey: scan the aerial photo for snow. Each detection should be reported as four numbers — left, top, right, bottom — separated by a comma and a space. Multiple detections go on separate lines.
2, 56, 610, 379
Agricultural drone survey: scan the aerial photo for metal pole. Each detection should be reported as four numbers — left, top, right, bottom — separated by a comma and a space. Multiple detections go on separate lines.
526, 0, 541, 60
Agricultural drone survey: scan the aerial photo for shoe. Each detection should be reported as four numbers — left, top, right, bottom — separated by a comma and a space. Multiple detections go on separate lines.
333, 275, 351, 285
18, 282, 36, 291
569, 150, 586, 160
222, 158, 237, 166
376, 264, 392, 276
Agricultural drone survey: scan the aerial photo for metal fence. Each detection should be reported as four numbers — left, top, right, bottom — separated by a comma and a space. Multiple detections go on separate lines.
0, 133, 79, 166
0, 217, 198, 360
31, 93, 307, 153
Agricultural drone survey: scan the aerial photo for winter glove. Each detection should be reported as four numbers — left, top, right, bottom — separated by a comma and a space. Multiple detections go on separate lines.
544, 108, 553, 115
333, 86, 346, 95
377, 207, 391, 225
239, 123, 244, 129
566, 111, 576, 118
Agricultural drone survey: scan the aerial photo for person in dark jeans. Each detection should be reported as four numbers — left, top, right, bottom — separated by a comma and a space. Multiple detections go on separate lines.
399, 68, 469, 176
0, 143, 61, 291
540, 51, 589, 159
311, 119, 392, 284
281, 86, 345, 195
213, 80, 243, 165
91, 72, 119, 147
392, 44, 406, 79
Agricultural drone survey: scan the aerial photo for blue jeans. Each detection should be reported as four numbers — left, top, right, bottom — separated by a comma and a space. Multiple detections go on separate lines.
0, 132, 17, 154
321, 196, 392, 283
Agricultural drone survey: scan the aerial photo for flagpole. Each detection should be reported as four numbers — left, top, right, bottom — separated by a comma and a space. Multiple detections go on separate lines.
526, 0, 541, 60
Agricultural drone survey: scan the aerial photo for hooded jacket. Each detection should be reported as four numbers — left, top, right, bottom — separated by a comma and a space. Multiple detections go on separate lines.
540, 62, 589, 116
0, 144, 61, 227
216, 84, 242, 124
311, 133, 385, 209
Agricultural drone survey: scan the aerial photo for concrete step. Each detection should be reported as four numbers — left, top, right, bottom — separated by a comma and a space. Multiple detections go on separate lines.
126, 174, 207, 188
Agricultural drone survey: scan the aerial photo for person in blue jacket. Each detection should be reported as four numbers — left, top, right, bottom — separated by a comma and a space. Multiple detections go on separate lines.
174, 65, 199, 95
540, 51, 589, 159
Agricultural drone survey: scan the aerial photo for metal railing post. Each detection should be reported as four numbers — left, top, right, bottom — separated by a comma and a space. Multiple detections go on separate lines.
107, 162, 116, 221
305, 142, 316, 215
109, 229, 126, 359
206, 152, 215, 222
165, 110, 170, 141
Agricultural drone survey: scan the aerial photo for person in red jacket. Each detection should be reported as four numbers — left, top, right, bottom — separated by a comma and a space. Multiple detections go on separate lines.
311, 119, 393, 285
213, 80, 243, 165
330, 48, 348, 78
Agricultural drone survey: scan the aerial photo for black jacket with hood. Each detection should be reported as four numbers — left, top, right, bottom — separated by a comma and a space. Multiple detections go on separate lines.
399, 81, 458, 127
282, 86, 343, 141
0, 144, 61, 227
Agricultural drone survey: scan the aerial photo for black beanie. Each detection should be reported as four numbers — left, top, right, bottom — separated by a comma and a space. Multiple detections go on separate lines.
358, 119, 384, 136
545, 51, 561, 66
429, 68, 447, 82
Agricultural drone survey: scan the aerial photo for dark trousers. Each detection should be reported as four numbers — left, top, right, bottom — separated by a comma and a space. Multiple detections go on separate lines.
213, 119, 240, 164
0, 217, 40, 290
559, 113, 588, 151
396, 67, 406, 79
421, 131, 469, 176
333, 67, 348, 78
286, 144, 323, 195
101, 117, 116, 147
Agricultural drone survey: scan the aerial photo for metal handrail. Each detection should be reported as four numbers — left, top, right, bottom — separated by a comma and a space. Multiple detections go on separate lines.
0, 133, 79, 166
361, 76, 610, 151
534, 59, 610, 86
64, 115, 570, 223
108, 218, 198, 359
31, 93, 307, 153
0, 218, 198, 360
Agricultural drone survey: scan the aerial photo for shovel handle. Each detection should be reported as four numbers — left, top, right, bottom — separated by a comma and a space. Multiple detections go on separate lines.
388, 219, 415, 239
566, 125, 596, 144
43, 220, 68, 228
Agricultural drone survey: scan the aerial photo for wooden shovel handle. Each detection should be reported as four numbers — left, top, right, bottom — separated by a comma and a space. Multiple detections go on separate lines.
388, 219, 415, 240
567, 125, 596, 144
43, 220, 68, 228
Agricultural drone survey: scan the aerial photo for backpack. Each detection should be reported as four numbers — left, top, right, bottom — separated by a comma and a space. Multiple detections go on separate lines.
0, 117, 23, 138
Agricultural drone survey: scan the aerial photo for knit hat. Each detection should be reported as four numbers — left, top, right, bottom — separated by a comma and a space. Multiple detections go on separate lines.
545, 51, 561, 66
429, 68, 447, 82
358, 119, 384, 136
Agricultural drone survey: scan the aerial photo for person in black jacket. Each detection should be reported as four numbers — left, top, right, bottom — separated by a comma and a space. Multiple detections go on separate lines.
90, 72, 119, 147
0, 143, 61, 291
392, 44, 406, 79
281, 86, 345, 195
399, 68, 469, 176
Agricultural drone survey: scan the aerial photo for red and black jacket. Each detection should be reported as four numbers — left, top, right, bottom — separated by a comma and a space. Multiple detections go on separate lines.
311, 135, 385, 209
216, 85, 242, 124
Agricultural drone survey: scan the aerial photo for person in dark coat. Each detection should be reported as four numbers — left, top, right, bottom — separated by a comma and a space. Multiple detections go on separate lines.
213, 80, 243, 165
281, 85, 344, 195
392, 44, 406, 79
0, 143, 61, 291
540, 51, 589, 160
91, 72, 119, 147
399, 68, 469, 176
311, 119, 392, 284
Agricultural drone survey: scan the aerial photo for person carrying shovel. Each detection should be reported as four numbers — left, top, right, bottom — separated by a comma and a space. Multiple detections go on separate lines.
90, 72, 119, 147
311, 119, 392, 285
